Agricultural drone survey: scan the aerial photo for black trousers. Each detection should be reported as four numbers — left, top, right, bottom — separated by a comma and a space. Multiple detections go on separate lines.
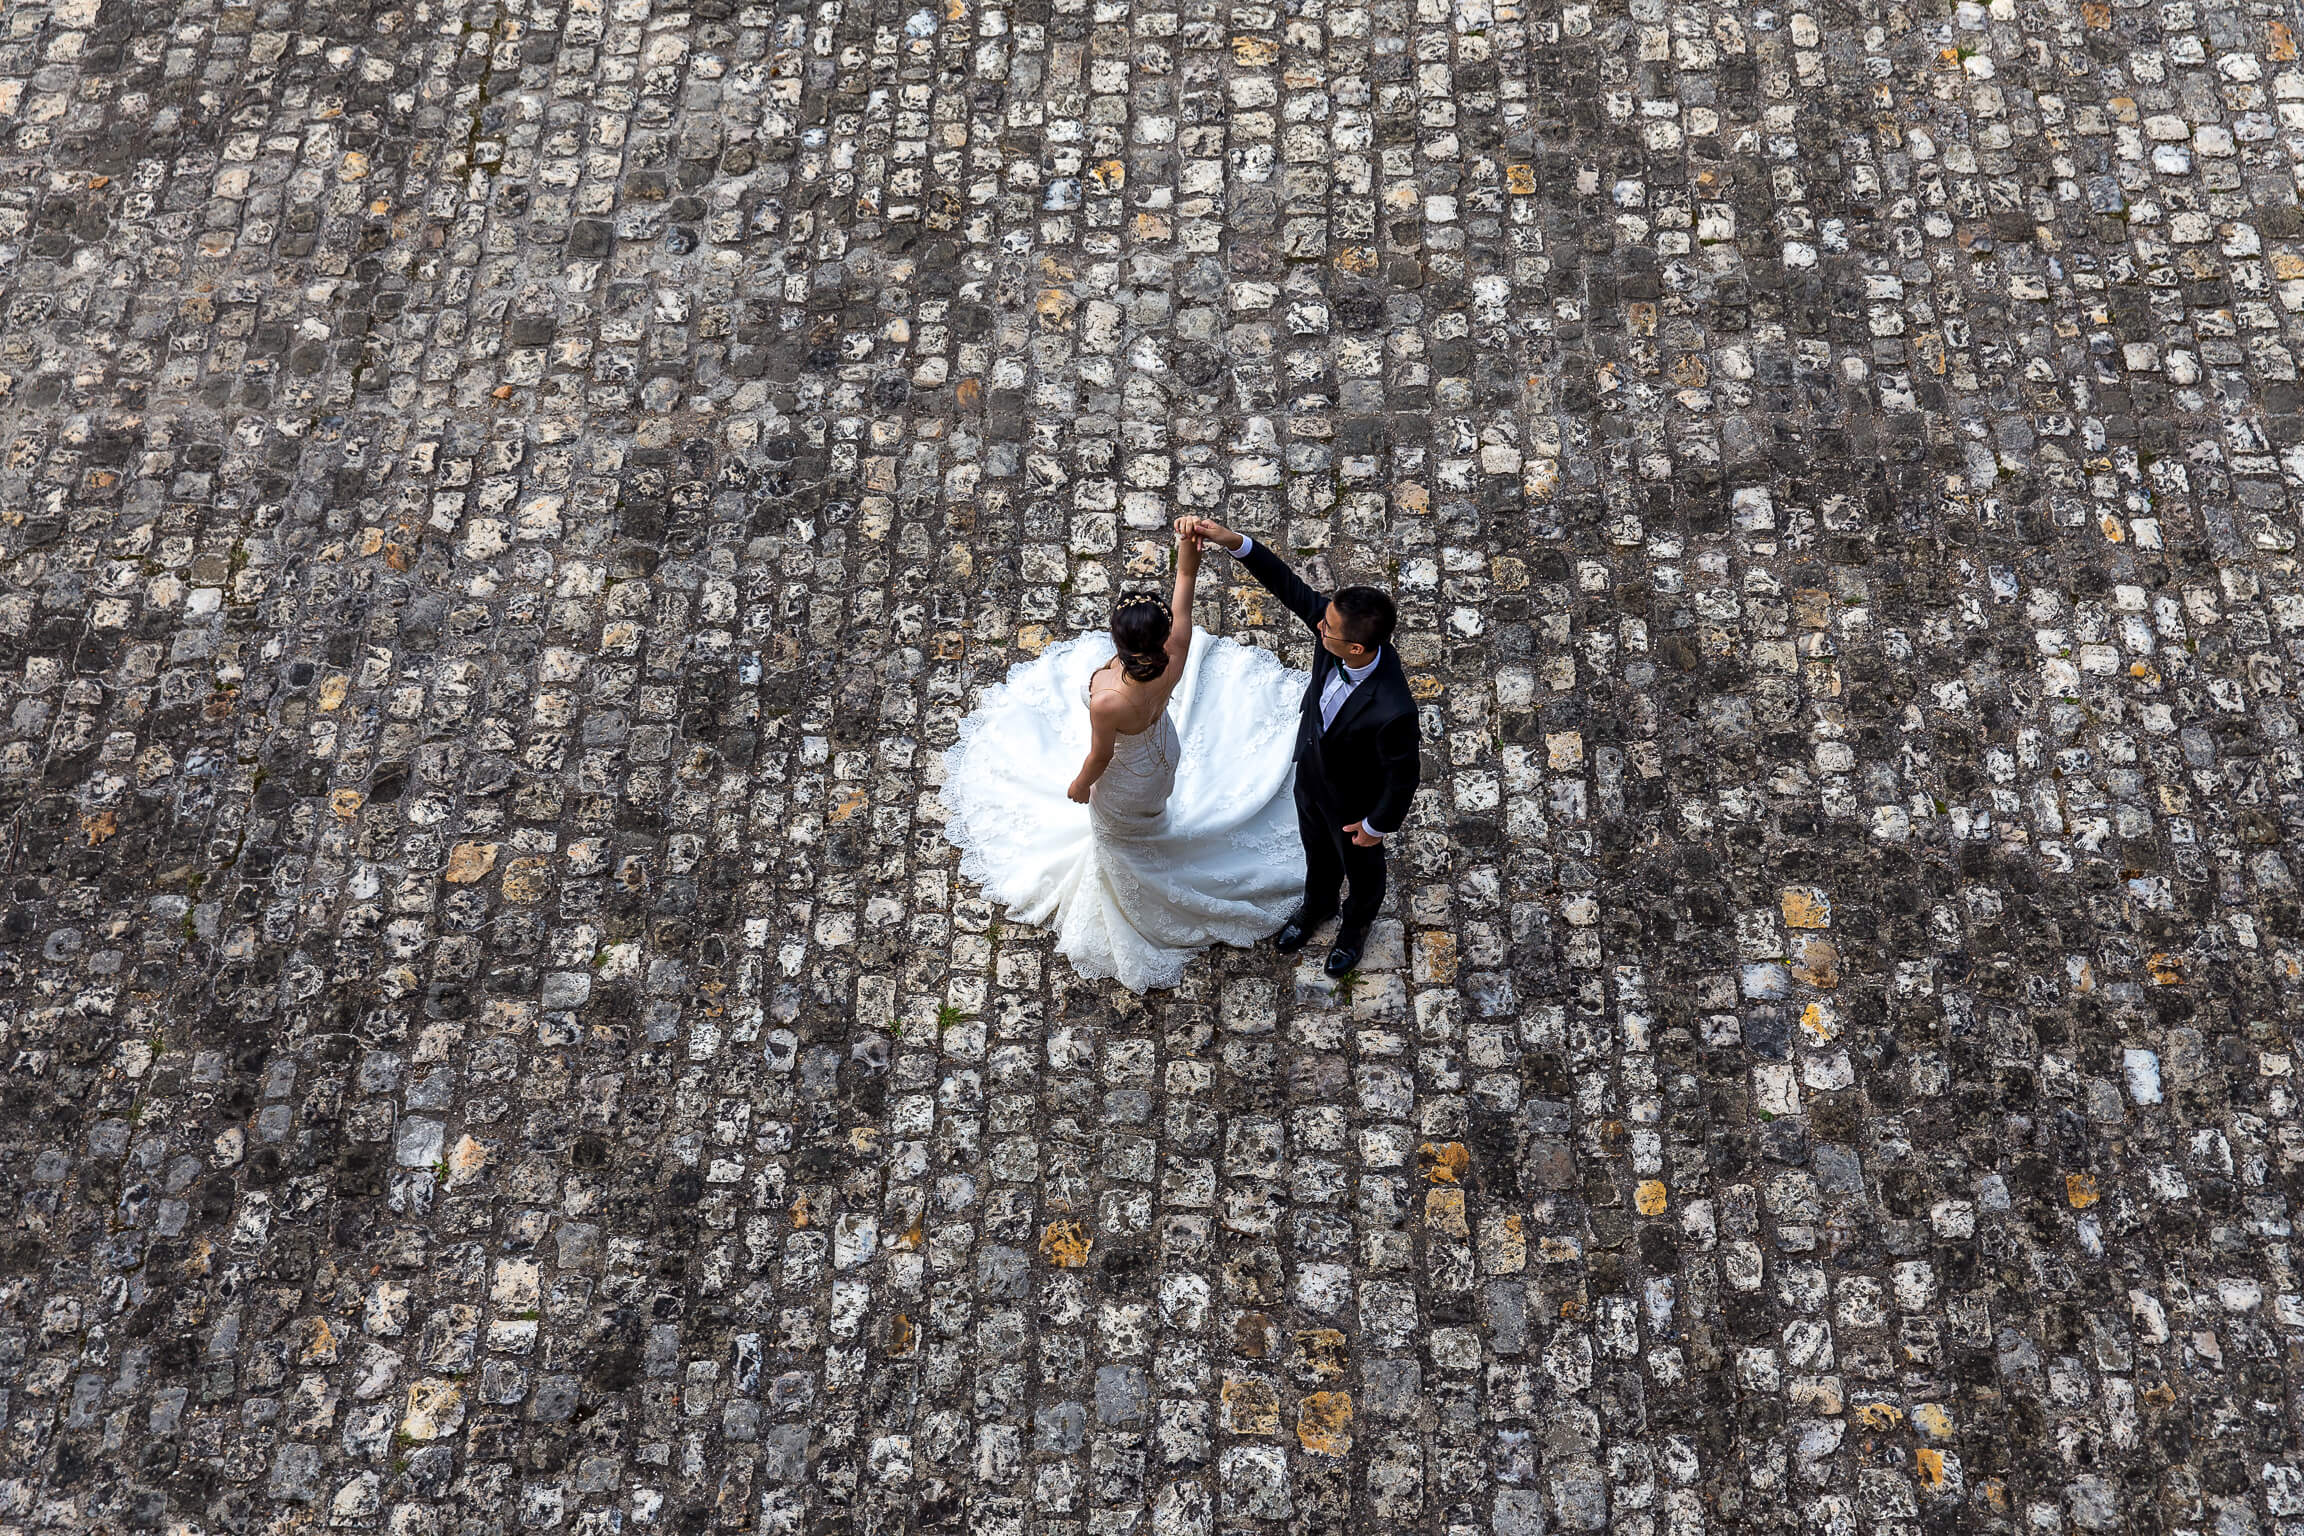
1295, 778, 1386, 930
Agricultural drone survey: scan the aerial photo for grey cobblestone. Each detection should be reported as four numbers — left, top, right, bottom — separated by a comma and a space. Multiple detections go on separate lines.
0, 0, 2298, 1529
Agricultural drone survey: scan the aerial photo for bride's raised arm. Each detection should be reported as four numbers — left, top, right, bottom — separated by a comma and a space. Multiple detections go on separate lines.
1165, 524, 1201, 665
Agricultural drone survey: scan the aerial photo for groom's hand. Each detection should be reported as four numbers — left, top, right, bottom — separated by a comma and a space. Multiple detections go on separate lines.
1345, 821, 1383, 847
1176, 516, 1245, 552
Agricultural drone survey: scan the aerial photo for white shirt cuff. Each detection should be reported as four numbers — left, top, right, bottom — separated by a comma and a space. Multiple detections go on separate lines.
1229, 535, 1254, 559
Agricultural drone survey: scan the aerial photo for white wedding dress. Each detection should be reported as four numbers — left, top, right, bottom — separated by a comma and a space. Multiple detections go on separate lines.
941, 629, 1308, 992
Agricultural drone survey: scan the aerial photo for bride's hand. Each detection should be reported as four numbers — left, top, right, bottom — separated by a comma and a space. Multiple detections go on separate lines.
1066, 778, 1092, 804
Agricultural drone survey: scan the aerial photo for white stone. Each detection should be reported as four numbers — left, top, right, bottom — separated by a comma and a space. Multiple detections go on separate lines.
2123, 1048, 2162, 1105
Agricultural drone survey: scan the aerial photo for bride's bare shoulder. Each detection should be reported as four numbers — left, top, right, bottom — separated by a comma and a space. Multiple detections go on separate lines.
1085, 678, 1129, 716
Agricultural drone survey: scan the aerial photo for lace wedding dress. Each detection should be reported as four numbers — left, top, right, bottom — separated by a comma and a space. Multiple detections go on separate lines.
941, 630, 1308, 992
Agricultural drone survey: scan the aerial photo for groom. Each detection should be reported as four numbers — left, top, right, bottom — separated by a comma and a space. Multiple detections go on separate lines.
1177, 516, 1422, 977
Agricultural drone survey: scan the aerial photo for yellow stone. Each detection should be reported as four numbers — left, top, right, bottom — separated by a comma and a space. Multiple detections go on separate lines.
1413, 930, 1457, 984
1798, 1002, 1840, 1045
1545, 730, 1584, 770
2065, 1172, 2100, 1208
1417, 1142, 1469, 1184
1780, 887, 1831, 929
444, 842, 499, 884
1796, 1376, 1845, 1415
829, 787, 869, 823
330, 789, 365, 822
446, 1135, 489, 1185
1040, 1219, 1092, 1267
1297, 1391, 1354, 1456
1016, 625, 1052, 655
1483, 1212, 1528, 1273
1219, 1376, 1280, 1435
1912, 1402, 1955, 1440
1425, 1187, 1468, 1237
401, 1379, 465, 1440
340, 150, 369, 180
1634, 1180, 1668, 1216
1915, 1447, 1948, 1490
317, 675, 350, 711
2273, 18, 2297, 59
1289, 1330, 1348, 1382
1505, 164, 1537, 196
296, 1315, 339, 1366
500, 857, 551, 902
1853, 1401, 1903, 1431
1231, 34, 1280, 63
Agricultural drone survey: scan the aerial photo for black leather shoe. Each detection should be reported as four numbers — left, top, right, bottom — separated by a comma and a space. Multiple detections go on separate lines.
1324, 928, 1368, 978
1273, 910, 1332, 955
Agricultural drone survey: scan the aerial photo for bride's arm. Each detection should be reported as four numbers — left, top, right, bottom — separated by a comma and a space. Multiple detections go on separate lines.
1067, 702, 1118, 803
1164, 529, 1201, 664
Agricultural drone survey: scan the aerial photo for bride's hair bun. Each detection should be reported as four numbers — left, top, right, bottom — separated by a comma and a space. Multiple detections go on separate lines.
1112, 595, 1171, 682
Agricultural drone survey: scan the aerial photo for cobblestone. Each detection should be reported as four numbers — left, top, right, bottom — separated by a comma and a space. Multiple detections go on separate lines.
0, 0, 2302, 1529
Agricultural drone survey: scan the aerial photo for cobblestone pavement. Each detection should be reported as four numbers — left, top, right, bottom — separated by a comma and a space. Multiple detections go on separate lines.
8, 0, 2304, 1529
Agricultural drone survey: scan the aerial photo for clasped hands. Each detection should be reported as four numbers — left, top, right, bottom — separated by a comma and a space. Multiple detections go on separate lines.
1172, 515, 1243, 552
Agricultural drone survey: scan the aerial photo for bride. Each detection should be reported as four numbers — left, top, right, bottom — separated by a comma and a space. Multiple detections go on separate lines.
939, 526, 1307, 991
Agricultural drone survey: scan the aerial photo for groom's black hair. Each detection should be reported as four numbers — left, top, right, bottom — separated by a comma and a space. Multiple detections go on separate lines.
1333, 586, 1396, 650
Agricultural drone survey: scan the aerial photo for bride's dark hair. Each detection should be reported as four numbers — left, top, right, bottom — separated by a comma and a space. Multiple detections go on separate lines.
1111, 595, 1171, 682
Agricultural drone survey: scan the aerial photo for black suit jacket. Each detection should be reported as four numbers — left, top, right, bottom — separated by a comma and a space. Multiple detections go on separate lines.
1237, 540, 1422, 835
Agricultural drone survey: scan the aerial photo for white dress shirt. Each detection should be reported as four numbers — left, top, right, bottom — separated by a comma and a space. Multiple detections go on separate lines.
1320, 650, 1382, 730
1228, 536, 1391, 838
